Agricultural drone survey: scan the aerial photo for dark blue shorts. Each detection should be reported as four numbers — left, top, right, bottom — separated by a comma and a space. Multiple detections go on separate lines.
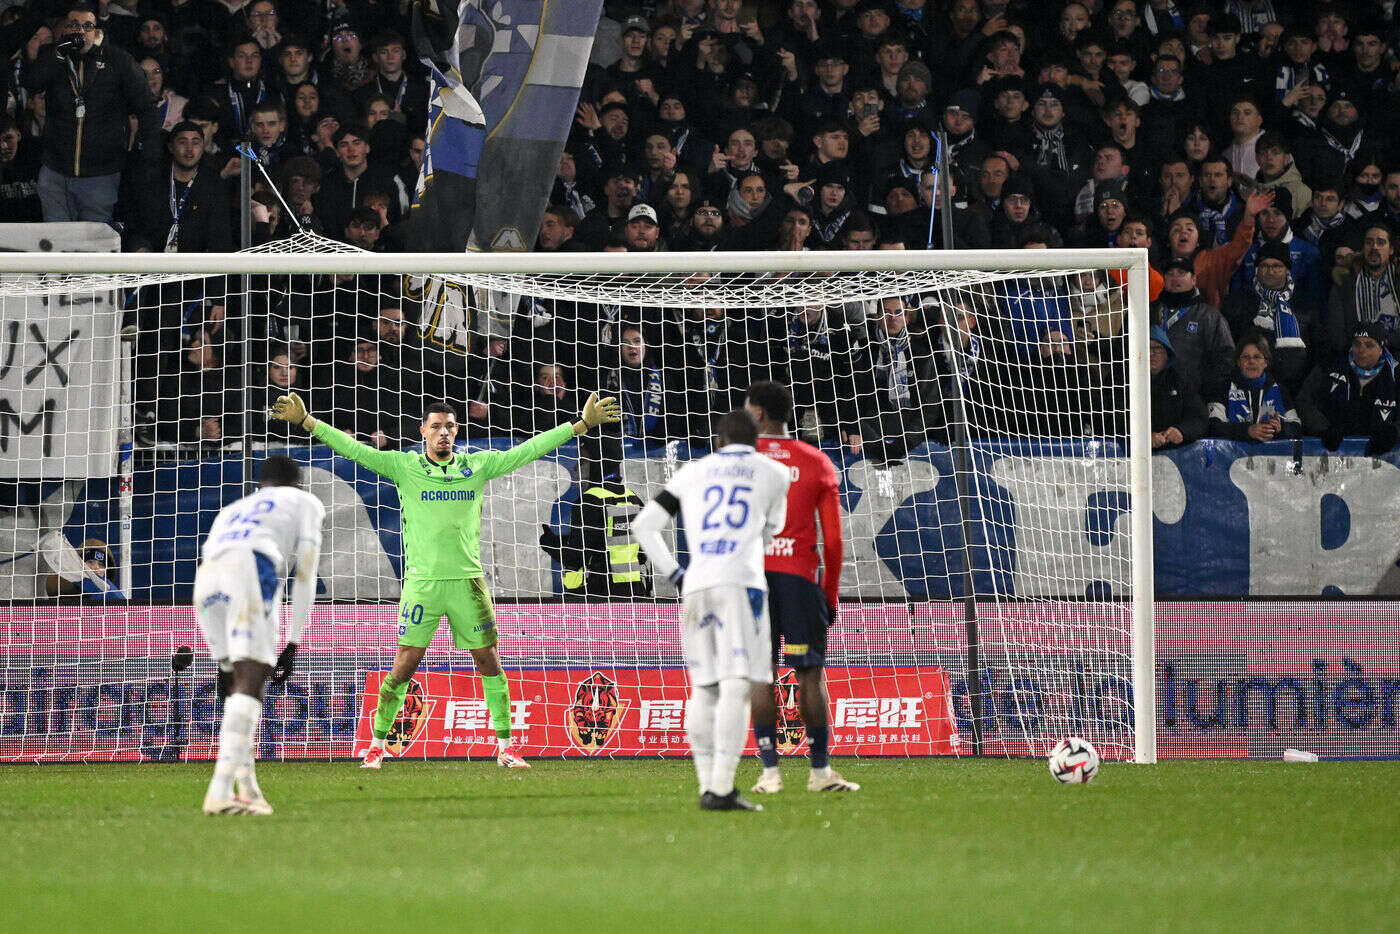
765, 571, 830, 669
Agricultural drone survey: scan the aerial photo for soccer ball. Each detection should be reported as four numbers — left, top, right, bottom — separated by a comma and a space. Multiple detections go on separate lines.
1048, 737, 1100, 784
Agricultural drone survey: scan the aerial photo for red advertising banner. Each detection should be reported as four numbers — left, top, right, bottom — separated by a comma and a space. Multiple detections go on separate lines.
354, 667, 960, 759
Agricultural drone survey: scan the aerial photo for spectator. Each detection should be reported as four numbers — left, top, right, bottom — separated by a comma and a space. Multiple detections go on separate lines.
1224, 240, 1314, 392
1154, 256, 1236, 401
213, 36, 280, 143
125, 120, 232, 253
343, 206, 383, 252
777, 303, 863, 448
1187, 156, 1247, 248
280, 155, 323, 234
140, 56, 186, 130
1208, 336, 1302, 442
989, 174, 1045, 249
516, 363, 576, 437
551, 150, 595, 220
983, 77, 1035, 157
1222, 96, 1265, 181
725, 171, 780, 250
1299, 324, 1400, 455
325, 22, 372, 97
1343, 156, 1386, 217
1252, 133, 1310, 219
1374, 166, 1400, 232
672, 195, 727, 251
809, 161, 853, 247
1162, 187, 1272, 309
356, 31, 426, 133
1326, 221, 1400, 355
1074, 142, 1135, 228
1293, 176, 1358, 270
466, 334, 527, 436
1296, 92, 1377, 187
0, 115, 42, 222
247, 102, 292, 175
851, 296, 944, 465
1104, 39, 1149, 106
1233, 187, 1323, 295
536, 205, 578, 252
248, 348, 307, 443
1149, 326, 1208, 449
623, 202, 665, 252
1139, 54, 1195, 157
313, 124, 395, 242
657, 168, 699, 241
1025, 82, 1091, 229
574, 168, 638, 250
331, 333, 400, 448
602, 322, 682, 444
21, 2, 159, 223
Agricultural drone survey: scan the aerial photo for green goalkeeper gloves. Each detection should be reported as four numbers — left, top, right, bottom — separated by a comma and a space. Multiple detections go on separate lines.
270, 392, 317, 431
575, 391, 622, 434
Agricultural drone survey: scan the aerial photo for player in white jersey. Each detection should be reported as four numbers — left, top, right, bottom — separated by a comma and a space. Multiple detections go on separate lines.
635, 410, 789, 812
194, 456, 325, 816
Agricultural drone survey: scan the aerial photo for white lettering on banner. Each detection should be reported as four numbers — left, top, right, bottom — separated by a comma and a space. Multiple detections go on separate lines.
991, 457, 1130, 598
0, 242, 121, 480
638, 699, 686, 730
834, 698, 922, 728
443, 699, 531, 731
1230, 456, 1400, 594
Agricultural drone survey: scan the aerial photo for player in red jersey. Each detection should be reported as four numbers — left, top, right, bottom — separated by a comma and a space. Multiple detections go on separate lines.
744, 380, 859, 793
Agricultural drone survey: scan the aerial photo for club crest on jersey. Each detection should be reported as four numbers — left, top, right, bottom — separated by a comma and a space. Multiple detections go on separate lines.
460, 465, 473, 479
566, 671, 630, 755
773, 669, 807, 754
385, 677, 435, 758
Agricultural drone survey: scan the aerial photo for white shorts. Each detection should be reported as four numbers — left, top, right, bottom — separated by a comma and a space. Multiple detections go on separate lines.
681, 585, 773, 687
193, 548, 282, 666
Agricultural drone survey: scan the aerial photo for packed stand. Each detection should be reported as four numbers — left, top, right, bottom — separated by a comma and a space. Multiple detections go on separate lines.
3, 0, 1399, 458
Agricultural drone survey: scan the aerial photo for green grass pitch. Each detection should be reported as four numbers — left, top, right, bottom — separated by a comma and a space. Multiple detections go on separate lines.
2, 758, 1396, 931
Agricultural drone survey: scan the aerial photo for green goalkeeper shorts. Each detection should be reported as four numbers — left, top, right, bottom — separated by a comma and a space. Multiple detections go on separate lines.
396, 578, 498, 650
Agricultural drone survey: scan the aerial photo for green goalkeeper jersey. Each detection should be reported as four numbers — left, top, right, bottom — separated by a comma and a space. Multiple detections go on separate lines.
312, 420, 576, 581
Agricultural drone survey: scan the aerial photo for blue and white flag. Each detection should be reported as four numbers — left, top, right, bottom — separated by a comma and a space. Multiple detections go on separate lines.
407, 0, 603, 252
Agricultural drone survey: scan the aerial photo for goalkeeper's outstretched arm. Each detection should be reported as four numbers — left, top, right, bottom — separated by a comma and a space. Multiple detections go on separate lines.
270, 392, 406, 480
476, 392, 623, 480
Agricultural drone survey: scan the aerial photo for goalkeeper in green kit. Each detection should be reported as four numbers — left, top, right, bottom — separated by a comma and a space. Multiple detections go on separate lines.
270, 390, 621, 769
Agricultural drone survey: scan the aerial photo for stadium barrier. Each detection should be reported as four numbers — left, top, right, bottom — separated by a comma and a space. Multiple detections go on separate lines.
2, 601, 1395, 761
10, 436, 1400, 602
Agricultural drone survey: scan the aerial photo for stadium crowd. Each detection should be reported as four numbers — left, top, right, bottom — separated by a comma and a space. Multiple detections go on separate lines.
4, 0, 1400, 458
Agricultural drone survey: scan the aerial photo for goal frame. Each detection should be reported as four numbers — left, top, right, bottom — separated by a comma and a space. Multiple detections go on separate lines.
0, 246, 1156, 764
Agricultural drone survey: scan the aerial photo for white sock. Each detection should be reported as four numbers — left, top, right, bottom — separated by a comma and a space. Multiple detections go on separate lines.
370, 736, 386, 751
209, 693, 261, 801
762, 766, 781, 779
811, 765, 831, 779
497, 736, 512, 752
686, 684, 719, 795
710, 679, 751, 796
236, 717, 264, 799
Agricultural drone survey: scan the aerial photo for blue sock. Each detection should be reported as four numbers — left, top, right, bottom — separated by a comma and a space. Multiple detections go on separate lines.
808, 726, 830, 769
753, 723, 780, 768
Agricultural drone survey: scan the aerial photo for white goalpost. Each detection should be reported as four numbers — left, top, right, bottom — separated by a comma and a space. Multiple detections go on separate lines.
0, 241, 1154, 764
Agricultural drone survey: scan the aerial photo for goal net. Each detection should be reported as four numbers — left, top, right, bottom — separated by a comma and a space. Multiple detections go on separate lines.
0, 237, 1154, 763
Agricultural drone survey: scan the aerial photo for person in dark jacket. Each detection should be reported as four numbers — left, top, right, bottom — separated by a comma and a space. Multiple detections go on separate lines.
1153, 257, 1236, 402
20, 3, 159, 223
1207, 336, 1302, 443
1149, 326, 1207, 449
1298, 323, 1400, 455
538, 445, 652, 601
124, 121, 233, 252
312, 124, 397, 243
1222, 240, 1313, 393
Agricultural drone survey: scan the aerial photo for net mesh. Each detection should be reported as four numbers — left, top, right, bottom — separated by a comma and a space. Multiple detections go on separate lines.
0, 234, 1146, 762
